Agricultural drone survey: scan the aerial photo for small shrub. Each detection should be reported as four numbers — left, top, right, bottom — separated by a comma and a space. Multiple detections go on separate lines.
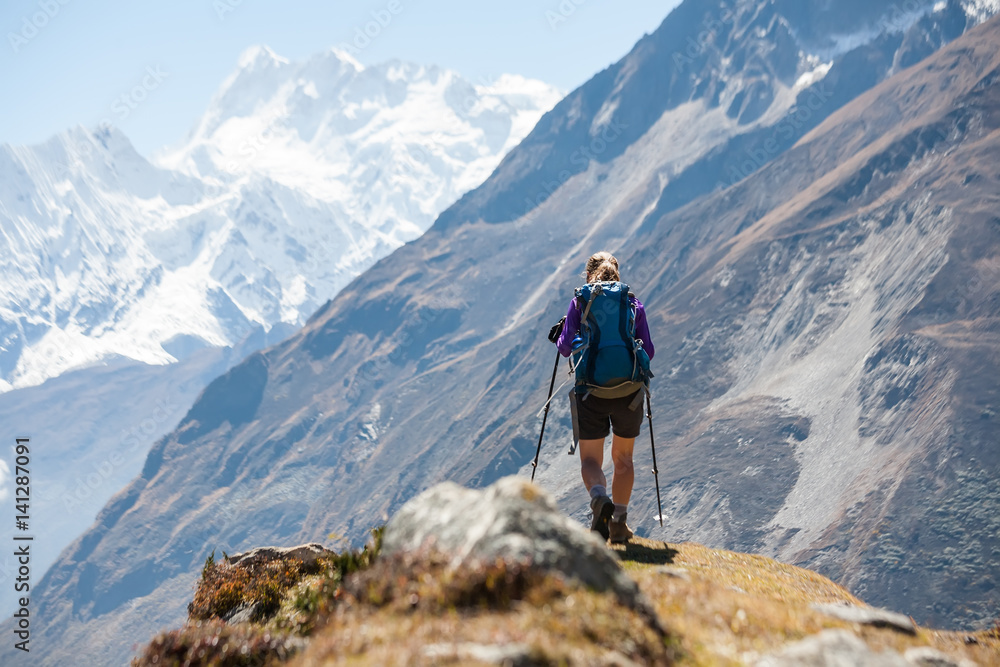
188, 559, 303, 622
203, 550, 215, 578
329, 525, 383, 575
131, 619, 301, 667
277, 527, 385, 633
188, 527, 386, 630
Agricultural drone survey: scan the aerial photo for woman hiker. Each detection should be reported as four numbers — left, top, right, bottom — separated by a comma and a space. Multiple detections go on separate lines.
552, 251, 655, 543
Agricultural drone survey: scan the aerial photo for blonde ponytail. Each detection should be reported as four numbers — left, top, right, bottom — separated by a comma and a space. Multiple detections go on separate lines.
585, 251, 620, 283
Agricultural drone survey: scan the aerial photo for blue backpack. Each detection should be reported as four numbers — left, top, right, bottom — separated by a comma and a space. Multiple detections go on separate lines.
570, 281, 652, 399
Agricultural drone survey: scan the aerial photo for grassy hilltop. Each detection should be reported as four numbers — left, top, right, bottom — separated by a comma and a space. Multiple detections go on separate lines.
132, 530, 1000, 666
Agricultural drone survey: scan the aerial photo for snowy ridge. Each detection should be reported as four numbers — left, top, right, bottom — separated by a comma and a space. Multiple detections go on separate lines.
786, 0, 997, 60
963, 0, 1000, 22
158, 48, 563, 238
0, 48, 563, 391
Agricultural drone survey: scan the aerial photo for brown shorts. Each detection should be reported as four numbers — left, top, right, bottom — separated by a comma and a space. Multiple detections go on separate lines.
575, 390, 644, 440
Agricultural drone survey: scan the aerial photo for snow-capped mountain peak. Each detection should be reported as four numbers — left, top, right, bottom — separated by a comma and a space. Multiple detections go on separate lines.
237, 44, 290, 70
159, 47, 563, 205
0, 48, 563, 391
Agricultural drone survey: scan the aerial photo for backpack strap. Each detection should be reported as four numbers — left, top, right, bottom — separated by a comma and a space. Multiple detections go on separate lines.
579, 283, 601, 326
568, 285, 599, 384
628, 383, 649, 411
617, 284, 631, 350
569, 284, 601, 393
581, 284, 605, 388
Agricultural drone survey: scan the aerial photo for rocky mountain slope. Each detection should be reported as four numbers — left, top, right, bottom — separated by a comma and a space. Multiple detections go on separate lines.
5, 2, 999, 665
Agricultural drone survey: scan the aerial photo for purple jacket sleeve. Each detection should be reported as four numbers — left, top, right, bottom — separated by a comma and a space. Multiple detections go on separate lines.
633, 298, 655, 360
556, 298, 580, 358
556, 295, 655, 360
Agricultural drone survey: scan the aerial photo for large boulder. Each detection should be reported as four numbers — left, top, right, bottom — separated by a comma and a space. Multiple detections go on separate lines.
382, 476, 649, 614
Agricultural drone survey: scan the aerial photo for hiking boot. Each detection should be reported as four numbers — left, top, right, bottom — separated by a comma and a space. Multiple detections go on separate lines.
609, 513, 634, 544
590, 495, 615, 540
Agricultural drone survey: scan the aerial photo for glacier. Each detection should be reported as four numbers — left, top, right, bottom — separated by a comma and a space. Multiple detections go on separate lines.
0, 45, 563, 392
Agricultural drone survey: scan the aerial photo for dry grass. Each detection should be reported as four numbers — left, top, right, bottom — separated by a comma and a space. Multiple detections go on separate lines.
617, 537, 1000, 666
282, 549, 677, 665
290, 569, 677, 666
134, 532, 1000, 666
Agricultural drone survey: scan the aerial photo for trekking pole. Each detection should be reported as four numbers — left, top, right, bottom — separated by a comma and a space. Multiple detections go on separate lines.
531, 348, 561, 482
646, 391, 664, 527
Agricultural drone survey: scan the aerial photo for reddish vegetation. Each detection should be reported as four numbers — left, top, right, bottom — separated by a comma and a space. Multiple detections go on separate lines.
188, 555, 304, 623
136, 620, 301, 667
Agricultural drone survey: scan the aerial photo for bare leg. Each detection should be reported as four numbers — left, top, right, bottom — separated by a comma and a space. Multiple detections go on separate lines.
578, 438, 607, 493
610, 434, 635, 506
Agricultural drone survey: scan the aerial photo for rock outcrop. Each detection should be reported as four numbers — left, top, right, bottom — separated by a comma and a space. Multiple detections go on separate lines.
382, 477, 644, 609
226, 543, 335, 572
813, 602, 917, 635
757, 630, 911, 667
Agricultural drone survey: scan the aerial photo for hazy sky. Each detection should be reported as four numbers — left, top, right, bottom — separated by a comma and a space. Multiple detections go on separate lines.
0, 0, 682, 157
